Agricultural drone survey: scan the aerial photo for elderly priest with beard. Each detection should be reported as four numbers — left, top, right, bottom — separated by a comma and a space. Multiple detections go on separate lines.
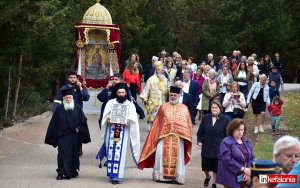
140, 60, 168, 131
138, 86, 193, 184
97, 83, 140, 184
45, 87, 91, 180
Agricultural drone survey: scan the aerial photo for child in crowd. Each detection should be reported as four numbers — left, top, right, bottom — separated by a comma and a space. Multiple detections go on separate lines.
269, 80, 279, 103
267, 96, 283, 134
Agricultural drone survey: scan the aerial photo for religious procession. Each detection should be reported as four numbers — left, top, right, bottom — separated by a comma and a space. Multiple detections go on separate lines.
37, 1, 298, 188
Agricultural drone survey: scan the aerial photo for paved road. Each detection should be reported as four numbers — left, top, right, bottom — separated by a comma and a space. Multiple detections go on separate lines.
0, 107, 202, 188
1, 83, 299, 188
280, 83, 300, 91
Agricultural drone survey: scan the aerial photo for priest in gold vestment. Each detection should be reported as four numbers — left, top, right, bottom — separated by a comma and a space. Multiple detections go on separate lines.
139, 61, 168, 130
138, 86, 192, 184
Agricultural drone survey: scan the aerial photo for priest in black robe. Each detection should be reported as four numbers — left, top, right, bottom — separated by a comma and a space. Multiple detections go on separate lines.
45, 88, 91, 180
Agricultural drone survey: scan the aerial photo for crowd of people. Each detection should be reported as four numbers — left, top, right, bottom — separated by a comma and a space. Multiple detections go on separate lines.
43, 49, 300, 188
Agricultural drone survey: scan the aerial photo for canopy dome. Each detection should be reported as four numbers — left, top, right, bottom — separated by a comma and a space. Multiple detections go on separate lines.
82, 0, 112, 24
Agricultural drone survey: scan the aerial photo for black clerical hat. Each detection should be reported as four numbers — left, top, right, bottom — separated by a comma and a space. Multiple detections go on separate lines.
61, 87, 73, 97
110, 83, 131, 101
170, 86, 181, 94
115, 83, 128, 91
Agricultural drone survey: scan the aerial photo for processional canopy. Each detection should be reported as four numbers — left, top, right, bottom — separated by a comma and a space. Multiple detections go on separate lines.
75, 0, 121, 90
82, 0, 112, 24
75, 0, 121, 114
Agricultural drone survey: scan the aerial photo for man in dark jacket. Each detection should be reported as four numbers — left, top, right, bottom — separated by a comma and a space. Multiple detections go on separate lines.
144, 56, 158, 83
52, 71, 90, 112
45, 88, 91, 180
181, 70, 199, 124
97, 73, 145, 130
175, 80, 195, 125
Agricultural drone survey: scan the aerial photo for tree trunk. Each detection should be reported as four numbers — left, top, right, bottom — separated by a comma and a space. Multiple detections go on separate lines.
293, 68, 298, 83
4, 66, 12, 121
12, 54, 22, 120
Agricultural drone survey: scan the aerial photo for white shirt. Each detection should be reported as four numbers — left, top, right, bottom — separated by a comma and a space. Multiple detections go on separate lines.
179, 92, 184, 104
182, 80, 190, 93
237, 71, 247, 86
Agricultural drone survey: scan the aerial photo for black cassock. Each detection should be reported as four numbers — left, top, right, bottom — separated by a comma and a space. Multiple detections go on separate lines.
45, 104, 91, 178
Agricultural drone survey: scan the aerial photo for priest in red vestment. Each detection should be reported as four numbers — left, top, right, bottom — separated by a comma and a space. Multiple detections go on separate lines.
138, 86, 192, 184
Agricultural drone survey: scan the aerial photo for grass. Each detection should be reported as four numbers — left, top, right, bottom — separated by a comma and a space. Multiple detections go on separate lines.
282, 91, 300, 136
253, 133, 274, 160
253, 91, 300, 160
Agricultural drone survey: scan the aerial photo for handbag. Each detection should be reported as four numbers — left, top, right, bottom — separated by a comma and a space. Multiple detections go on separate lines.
233, 108, 245, 118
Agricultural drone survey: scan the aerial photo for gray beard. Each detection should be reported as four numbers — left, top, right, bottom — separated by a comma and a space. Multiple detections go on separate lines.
63, 100, 75, 111
169, 98, 179, 105
158, 74, 165, 80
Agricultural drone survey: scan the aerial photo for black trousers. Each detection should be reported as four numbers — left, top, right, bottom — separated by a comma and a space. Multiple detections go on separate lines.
129, 83, 138, 100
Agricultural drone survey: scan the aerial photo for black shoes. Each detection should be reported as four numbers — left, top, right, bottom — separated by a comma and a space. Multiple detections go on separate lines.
212, 183, 217, 188
56, 174, 71, 180
72, 171, 79, 178
111, 180, 120, 184
204, 176, 211, 186
56, 174, 63, 180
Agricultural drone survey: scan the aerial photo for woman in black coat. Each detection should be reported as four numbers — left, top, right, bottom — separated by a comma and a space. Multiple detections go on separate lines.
197, 100, 229, 188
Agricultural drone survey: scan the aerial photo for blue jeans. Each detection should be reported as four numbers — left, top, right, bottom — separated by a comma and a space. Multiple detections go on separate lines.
239, 85, 248, 101
225, 112, 234, 123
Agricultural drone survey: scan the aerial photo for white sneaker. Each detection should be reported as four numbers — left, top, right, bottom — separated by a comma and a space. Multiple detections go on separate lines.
259, 125, 264, 133
254, 127, 258, 134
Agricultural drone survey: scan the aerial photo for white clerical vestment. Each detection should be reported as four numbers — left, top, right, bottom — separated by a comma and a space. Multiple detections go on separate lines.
101, 99, 140, 182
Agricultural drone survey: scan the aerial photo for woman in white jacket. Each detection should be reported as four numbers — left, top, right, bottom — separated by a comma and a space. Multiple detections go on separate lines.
246, 74, 270, 134
222, 82, 246, 123
164, 57, 177, 87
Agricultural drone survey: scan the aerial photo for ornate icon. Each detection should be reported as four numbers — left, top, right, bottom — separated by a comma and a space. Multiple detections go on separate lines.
110, 104, 128, 124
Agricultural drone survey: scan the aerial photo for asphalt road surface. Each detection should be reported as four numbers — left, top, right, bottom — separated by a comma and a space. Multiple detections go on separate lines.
1, 84, 299, 188
0, 108, 203, 188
